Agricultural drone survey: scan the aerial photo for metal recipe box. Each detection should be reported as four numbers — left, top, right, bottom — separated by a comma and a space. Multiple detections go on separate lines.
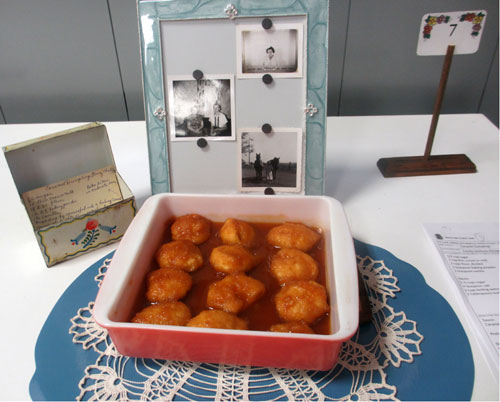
3, 122, 136, 266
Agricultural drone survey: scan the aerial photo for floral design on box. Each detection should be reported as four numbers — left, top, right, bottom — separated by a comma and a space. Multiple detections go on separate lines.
422, 15, 450, 39
460, 12, 485, 36
71, 219, 117, 249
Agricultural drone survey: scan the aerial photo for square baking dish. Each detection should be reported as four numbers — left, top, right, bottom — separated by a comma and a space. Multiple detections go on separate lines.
93, 193, 358, 370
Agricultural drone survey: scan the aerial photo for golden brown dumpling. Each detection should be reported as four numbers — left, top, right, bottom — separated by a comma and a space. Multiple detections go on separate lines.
269, 321, 315, 334
266, 222, 321, 252
274, 280, 329, 324
207, 273, 265, 314
270, 248, 319, 285
186, 309, 248, 330
146, 268, 193, 303
209, 245, 256, 274
219, 218, 256, 248
131, 301, 191, 326
171, 214, 211, 244
156, 240, 203, 272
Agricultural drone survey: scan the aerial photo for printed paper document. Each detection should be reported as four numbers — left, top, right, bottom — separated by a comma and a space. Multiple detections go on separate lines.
424, 222, 499, 376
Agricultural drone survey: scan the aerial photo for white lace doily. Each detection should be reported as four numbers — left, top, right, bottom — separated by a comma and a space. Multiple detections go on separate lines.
69, 255, 423, 401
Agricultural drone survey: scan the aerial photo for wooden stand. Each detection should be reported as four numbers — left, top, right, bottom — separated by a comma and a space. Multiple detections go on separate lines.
377, 45, 477, 178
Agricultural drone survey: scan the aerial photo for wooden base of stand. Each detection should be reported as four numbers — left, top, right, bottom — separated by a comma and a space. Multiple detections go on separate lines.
377, 154, 477, 178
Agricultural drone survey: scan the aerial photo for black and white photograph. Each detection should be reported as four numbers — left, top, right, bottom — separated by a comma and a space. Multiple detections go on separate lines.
239, 128, 302, 192
167, 75, 235, 141
237, 23, 303, 78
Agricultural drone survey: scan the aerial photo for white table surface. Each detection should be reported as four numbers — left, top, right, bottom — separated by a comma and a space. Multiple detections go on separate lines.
0, 114, 498, 400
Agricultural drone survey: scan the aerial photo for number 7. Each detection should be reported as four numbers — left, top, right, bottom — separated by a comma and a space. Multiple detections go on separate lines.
449, 23, 458, 36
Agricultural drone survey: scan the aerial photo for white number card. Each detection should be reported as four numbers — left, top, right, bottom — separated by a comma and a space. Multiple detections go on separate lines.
417, 10, 487, 56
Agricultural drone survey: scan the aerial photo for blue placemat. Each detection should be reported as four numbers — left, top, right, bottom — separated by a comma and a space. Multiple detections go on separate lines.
29, 240, 474, 401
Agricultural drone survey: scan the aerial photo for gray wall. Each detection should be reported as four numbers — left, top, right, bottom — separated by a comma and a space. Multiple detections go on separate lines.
0, 0, 498, 126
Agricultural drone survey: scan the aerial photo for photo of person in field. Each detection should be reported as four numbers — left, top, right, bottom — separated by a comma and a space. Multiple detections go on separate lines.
240, 129, 302, 192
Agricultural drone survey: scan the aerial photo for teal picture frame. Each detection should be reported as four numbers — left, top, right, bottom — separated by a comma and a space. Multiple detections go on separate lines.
137, 0, 328, 195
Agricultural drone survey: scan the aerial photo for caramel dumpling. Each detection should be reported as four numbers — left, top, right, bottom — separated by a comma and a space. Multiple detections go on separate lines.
266, 222, 321, 252
219, 218, 257, 248
269, 321, 315, 334
132, 301, 191, 326
187, 310, 248, 330
171, 214, 211, 244
146, 268, 193, 303
207, 273, 265, 314
270, 248, 319, 285
274, 280, 329, 324
156, 240, 203, 272
209, 244, 256, 274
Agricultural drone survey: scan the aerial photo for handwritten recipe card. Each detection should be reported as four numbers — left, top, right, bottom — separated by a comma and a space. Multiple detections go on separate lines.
22, 165, 123, 230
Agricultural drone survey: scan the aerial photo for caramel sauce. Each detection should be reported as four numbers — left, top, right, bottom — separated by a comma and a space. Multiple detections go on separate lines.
130, 220, 331, 335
